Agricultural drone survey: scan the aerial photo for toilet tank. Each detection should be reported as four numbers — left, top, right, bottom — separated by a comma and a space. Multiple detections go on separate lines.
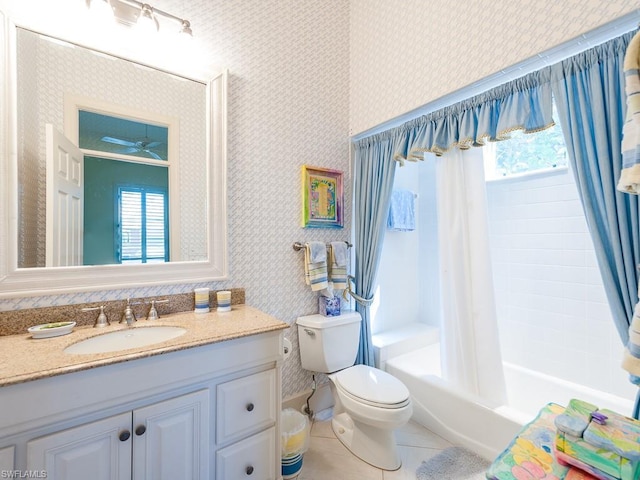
296, 311, 362, 373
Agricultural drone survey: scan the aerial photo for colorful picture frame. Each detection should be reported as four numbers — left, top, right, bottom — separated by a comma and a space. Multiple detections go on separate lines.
301, 165, 344, 229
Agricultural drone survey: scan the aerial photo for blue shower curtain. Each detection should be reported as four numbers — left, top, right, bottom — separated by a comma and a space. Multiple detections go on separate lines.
352, 133, 400, 366
550, 30, 640, 416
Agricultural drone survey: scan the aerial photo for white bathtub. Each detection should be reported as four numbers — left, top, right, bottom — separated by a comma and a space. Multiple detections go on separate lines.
384, 344, 635, 460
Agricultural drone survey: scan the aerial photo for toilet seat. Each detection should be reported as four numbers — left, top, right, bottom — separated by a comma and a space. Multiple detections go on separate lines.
334, 365, 410, 409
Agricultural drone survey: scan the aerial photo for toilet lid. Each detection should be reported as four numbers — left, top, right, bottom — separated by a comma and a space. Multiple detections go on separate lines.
334, 365, 410, 409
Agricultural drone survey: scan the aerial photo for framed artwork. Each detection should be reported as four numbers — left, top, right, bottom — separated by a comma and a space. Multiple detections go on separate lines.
301, 165, 344, 228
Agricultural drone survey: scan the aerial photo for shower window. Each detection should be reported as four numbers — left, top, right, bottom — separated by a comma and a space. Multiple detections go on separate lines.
484, 102, 568, 180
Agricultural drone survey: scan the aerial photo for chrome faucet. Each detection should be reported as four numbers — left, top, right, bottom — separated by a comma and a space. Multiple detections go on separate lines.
146, 299, 169, 321
121, 299, 137, 326
81, 305, 110, 328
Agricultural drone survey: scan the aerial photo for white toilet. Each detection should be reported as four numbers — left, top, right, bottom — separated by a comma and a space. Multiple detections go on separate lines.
296, 311, 412, 470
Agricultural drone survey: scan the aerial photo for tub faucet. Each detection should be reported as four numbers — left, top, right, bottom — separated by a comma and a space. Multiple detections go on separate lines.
121, 299, 137, 326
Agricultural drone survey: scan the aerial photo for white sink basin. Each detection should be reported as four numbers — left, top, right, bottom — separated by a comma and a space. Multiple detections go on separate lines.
64, 326, 187, 354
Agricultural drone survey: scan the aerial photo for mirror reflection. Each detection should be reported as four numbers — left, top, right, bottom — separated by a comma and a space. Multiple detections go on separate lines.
16, 27, 208, 268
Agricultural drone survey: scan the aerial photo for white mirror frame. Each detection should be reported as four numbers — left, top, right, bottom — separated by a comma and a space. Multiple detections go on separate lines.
0, 12, 228, 298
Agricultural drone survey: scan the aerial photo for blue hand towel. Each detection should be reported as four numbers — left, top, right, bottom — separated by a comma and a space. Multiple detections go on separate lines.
329, 241, 348, 290
387, 189, 416, 231
623, 304, 640, 378
304, 242, 328, 291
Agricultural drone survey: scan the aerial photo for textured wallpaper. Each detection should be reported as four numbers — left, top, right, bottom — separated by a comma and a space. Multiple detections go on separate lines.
350, 0, 640, 135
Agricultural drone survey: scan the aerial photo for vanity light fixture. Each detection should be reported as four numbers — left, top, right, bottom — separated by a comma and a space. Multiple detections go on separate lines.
85, 0, 194, 37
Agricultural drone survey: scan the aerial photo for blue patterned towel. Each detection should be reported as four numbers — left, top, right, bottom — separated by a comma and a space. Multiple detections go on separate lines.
622, 304, 640, 382
304, 242, 328, 291
618, 30, 640, 193
387, 189, 416, 231
329, 242, 348, 290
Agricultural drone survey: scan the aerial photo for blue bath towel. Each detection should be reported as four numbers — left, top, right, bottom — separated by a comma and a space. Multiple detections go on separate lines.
387, 189, 416, 231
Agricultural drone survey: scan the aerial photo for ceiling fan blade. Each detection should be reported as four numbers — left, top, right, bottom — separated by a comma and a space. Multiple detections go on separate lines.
146, 150, 162, 160
117, 147, 139, 154
145, 141, 162, 148
101, 136, 136, 147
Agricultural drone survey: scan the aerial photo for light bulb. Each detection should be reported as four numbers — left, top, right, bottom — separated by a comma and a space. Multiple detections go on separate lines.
86, 0, 113, 21
136, 4, 159, 35
180, 20, 193, 38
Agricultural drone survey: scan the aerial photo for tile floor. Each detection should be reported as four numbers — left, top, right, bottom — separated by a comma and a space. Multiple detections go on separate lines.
296, 410, 454, 480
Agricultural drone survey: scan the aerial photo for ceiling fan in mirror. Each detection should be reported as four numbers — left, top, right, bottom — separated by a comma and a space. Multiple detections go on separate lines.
100, 134, 164, 159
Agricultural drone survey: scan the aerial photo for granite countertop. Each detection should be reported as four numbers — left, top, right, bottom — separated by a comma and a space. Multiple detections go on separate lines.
0, 305, 288, 388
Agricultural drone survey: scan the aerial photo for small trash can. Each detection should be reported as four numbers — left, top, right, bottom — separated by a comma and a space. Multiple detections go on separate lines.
281, 408, 310, 479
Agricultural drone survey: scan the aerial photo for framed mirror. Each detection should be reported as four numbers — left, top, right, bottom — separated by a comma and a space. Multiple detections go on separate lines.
0, 14, 228, 297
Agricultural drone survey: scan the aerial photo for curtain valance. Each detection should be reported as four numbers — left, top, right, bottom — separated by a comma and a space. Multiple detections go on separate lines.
354, 69, 555, 164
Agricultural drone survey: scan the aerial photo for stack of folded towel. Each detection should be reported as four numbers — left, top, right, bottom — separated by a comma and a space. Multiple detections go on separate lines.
618, 30, 640, 193
329, 242, 348, 291
622, 303, 640, 386
304, 242, 328, 292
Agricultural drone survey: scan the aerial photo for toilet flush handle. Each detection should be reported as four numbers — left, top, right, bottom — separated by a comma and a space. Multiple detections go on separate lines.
304, 328, 316, 337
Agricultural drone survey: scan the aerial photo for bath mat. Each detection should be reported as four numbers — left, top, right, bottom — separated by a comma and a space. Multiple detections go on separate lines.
416, 446, 490, 480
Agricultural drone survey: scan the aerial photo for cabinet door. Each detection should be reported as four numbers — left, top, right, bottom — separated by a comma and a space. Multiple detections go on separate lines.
216, 427, 276, 480
132, 389, 209, 480
27, 412, 131, 480
0, 445, 15, 471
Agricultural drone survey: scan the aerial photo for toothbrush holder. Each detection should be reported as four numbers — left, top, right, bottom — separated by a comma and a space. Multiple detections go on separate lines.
194, 287, 210, 313
216, 290, 231, 312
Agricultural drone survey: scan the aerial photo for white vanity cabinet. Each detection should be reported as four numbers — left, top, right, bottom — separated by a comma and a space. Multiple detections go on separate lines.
27, 389, 209, 480
0, 330, 283, 480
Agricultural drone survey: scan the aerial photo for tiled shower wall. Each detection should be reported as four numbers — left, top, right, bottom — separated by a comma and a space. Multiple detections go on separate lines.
486, 169, 636, 400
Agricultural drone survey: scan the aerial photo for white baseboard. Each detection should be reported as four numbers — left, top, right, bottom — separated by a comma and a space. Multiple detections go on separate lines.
282, 382, 333, 419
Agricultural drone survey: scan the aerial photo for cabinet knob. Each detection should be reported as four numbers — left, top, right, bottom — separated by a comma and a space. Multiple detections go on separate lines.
135, 425, 147, 436
245, 465, 254, 475
119, 430, 131, 442
246, 403, 254, 412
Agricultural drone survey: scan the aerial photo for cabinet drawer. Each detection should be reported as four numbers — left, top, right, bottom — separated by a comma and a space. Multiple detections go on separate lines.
216, 369, 276, 444
216, 427, 276, 480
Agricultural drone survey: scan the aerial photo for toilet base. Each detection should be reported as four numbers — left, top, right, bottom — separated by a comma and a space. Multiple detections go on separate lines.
331, 412, 402, 471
